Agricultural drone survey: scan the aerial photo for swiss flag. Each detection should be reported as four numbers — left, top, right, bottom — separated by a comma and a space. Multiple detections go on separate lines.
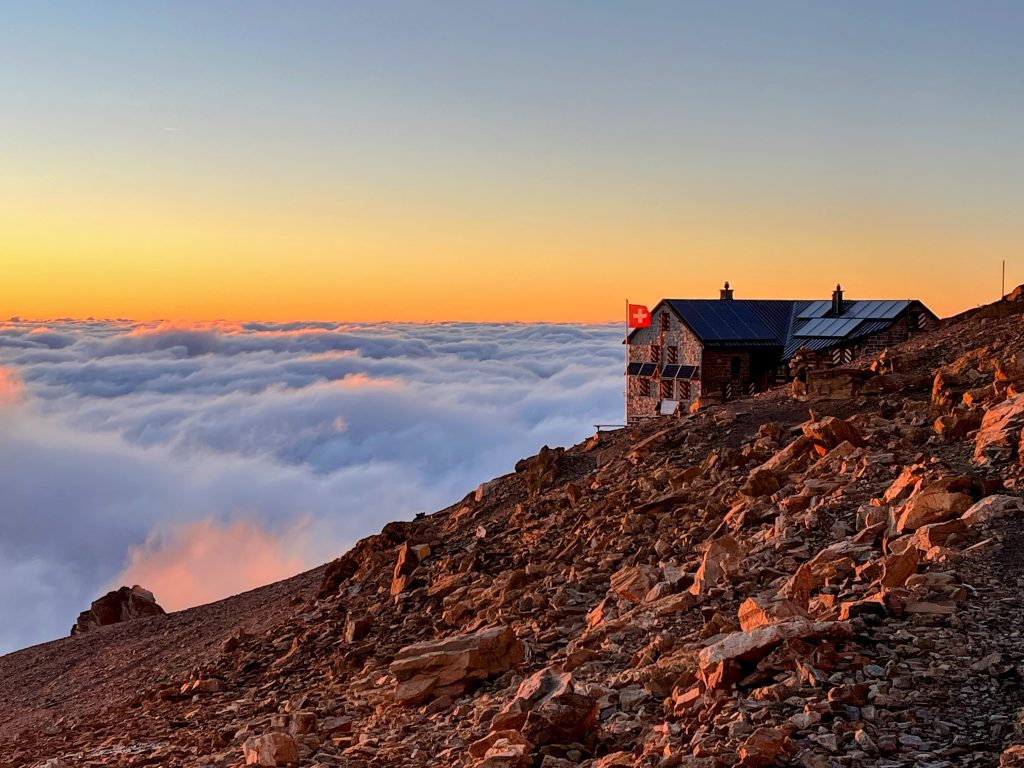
627, 304, 651, 328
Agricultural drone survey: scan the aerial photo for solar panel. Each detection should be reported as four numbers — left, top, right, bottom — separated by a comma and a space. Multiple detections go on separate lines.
857, 299, 907, 320
639, 362, 658, 376
795, 317, 863, 338
662, 364, 680, 378
797, 300, 832, 320
676, 365, 699, 379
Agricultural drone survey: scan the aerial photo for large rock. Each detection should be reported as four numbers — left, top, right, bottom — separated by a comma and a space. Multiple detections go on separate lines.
738, 726, 792, 767
71, 585, 165, 635
390, 625, 524, 705
490, 666, 597, 746
608, 565, 658, 604
737, 597, 807, 631
698, 620, 850, 690
893, 478, 974, 534
740, 468, 781, 498
975, 394, 1024, 465
806, 368, 875, 400
242, 732, 299, 766
690, 536, 743, 595
802, 416, 865, 449
962, 494, 1023, 527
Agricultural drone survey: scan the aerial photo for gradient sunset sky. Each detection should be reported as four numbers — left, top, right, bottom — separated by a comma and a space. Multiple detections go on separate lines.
2, 2, 1021, 321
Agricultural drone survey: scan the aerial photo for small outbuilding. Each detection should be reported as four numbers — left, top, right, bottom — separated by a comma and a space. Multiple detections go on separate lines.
625, 283, 937, 422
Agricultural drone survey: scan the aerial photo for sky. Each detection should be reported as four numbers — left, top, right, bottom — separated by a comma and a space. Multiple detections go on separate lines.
0, 318, 623, 653
2, 1, 1022, 320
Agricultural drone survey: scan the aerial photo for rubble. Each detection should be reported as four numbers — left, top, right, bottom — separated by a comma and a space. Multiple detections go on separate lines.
3, 286, 1024, 767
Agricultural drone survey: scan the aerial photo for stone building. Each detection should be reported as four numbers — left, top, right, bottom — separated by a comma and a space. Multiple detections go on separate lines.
625, 283, 937, 422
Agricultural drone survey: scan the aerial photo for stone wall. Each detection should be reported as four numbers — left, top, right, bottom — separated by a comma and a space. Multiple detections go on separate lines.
626, 306, 703, 422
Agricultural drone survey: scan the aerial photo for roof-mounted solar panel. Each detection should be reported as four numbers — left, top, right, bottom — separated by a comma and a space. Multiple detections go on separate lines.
795, 317, 863, 338
796, 300, 832, 320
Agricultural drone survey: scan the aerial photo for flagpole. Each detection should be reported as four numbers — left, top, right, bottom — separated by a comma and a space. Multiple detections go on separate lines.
624, 298, 629, 425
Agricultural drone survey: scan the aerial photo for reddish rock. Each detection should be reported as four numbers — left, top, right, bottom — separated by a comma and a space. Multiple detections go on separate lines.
390, 626, 524, 705
975, 394, 1024, 464
698, 621, 851, 689
893, 478, 974, 533
962, 494, 1023, 526
802, 416, 866, 449
740, 468, 781, 498
690, 535, 743, 595
71, 585, 165, 635
877, 547, 920, 588
242, 732, 299, 766
737, 597, 808, 631
609, 564, 659, 604
738, 726, 792, 767
490, 666, 597, 746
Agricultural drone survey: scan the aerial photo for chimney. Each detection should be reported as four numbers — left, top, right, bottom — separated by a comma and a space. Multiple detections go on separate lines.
720, 281, 734, 300
832, 283, 844, 315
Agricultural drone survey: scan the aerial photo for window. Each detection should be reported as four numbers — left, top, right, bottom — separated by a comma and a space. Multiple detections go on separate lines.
660, 378, 673, 399
650, 345, 662, 363
679, 380, 690, 400
667, 346, 679, 364
730, 357, 741, 380
660, 312, 670, 332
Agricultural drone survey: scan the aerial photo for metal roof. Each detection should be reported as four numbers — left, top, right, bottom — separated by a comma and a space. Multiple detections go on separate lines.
627, 295, 933, 363
783, 335, 841, 359
665, 299, 794, 344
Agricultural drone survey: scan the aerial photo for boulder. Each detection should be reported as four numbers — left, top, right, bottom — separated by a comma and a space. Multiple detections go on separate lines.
698, 620, 851, 690
738, 726, 792, 768
806, 368, 875, 400
975, 394, 1024, 464
893, 478, 974, 534
962, 494, 1023, 527
516, 445, 563, 497
802, 416, 866, 449
608, 565, 658, 604
242, 732, 299, 766
71, 585, 165, 635
934, 408, 983, 442
877, 547, 920, 588
740, 468, 781, 498
737, 597, 808, 631
490, 666, 597, 746
690, 535, 743, 595
1001, 745, 1024, 767
390, 625, 524, 705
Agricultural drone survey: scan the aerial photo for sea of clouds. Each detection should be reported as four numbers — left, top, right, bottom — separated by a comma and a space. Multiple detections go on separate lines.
0, 319, 623, 653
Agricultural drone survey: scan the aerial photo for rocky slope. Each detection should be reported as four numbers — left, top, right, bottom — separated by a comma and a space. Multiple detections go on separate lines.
1, 294, 1023, 768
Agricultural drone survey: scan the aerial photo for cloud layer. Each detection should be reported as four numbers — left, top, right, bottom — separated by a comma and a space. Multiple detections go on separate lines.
0, 319, 623, 653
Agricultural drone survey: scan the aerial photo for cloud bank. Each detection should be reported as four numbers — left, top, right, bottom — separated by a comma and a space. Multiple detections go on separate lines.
0, 319, 623, 653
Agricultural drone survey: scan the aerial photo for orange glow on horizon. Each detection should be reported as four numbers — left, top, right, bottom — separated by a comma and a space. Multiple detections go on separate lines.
2, 179, 1017, 322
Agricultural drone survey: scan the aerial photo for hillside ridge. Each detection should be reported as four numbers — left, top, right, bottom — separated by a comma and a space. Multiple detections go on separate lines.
2, 293, 1023, 768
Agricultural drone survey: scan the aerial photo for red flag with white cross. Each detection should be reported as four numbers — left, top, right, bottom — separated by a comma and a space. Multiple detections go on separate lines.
627, 304, 651, 328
